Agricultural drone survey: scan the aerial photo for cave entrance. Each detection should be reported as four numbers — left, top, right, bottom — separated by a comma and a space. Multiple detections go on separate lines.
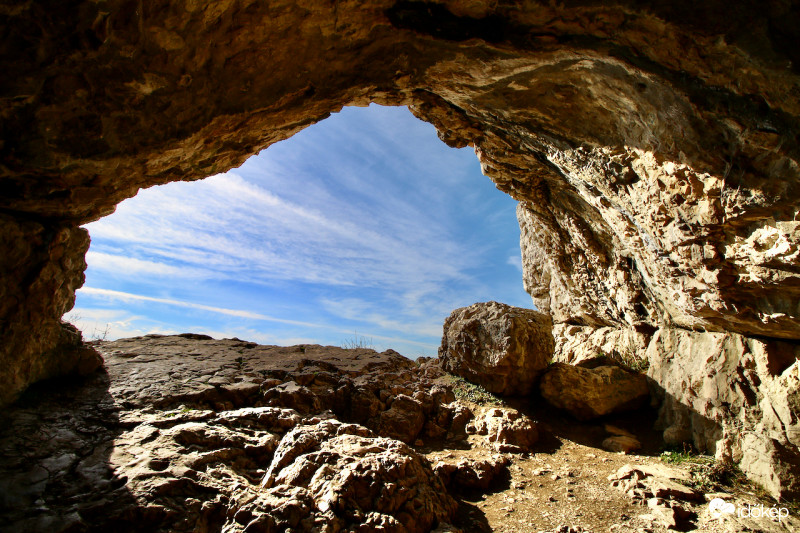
66, 105, 532, 357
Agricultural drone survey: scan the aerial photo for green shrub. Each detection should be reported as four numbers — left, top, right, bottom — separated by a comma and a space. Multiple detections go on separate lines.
660, 444, 746, 493
448, 374, 504, 406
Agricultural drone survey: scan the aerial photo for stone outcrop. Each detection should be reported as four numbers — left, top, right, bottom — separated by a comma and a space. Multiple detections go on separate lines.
646, 328, 800, 500
260, 420, 457, 532
3, 335, 798, 532
433, 455, 510, 491
0, 336, 464, 532
439, 302, 553, 395
602, 434, 642, 454
95, 335, 469, 446
1, 0, 800, 501
552, 324, 652, 369
539, 362, 651, 421
553, 323, 800, 499
469, 407, 540, 453
602, 424, 642, 454
608, 464, 702, 505
0, 216, 101, 406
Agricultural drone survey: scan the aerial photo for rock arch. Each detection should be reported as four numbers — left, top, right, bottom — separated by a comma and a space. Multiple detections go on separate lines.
1, 0, 799, 498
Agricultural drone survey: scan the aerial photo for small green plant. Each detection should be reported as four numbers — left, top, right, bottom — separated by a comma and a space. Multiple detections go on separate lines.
687, 458, 745, 493
661, 445, 800, 515
660, 442, 701, 465
625, 356, 650, 372
341, 333, 374, 350
660, 443, 746, 493
448, 374, 504, 406
164, 405, 197, 418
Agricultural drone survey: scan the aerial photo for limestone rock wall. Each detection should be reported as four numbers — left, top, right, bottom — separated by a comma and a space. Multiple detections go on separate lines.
550, 324, 653, 367
1, 0, 800, 498
0, 215, 101, 407
516, 147, 800, 337
646, 328, 800, 500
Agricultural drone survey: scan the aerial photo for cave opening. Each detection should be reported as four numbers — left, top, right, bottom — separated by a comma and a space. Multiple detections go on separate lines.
0, 0, 798, 512
65, 104, 532, 357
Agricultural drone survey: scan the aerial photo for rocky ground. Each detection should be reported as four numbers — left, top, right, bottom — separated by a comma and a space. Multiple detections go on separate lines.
0, 335, 797, 532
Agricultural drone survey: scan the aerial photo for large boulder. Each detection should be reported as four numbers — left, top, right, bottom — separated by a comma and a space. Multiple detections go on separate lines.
539, 363, 650, 421
439, 302, 553, 395
260, 420, 457, 532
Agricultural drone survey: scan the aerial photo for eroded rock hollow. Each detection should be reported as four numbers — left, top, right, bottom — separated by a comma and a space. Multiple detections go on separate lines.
1, 0, 799, 499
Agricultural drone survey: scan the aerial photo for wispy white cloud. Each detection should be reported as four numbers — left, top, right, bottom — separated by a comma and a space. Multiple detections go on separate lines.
507, 253, 523, 272
319, 297, 444, 338
64, 307, 313, 346
75, 287, 440, 352
79, 287, 326, 327
79, 105, 528, 353
85, 251, 210, 278
87, 171, 468, 290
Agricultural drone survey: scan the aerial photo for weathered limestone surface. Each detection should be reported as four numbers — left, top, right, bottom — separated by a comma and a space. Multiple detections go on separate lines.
3, 336, 799, 532
539, 362, 651, 421
0, 336, 466, 532
551, 323, 652, 367
259, 420, 457, 532
646, 328, 800, 500
0, 215, 101, 406
553, 322, 800, 499
439, 301, 553, 395
469, 407, 540, 453
433, 454, 510, 491
1, 0, 800, 500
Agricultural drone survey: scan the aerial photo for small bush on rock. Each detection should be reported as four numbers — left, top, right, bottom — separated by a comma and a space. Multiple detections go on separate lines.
448, 374, 505, 406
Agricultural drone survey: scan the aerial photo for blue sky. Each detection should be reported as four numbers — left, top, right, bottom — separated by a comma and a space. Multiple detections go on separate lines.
68, 104, 532, 357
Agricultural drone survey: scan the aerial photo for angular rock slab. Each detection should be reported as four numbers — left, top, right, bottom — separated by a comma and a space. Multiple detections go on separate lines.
539, 363, 650, 420
439, 301, 553, 395
608, 463, 701, 504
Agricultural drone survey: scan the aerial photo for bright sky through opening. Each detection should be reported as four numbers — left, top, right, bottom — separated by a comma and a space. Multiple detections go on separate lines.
69, 104, 532, 357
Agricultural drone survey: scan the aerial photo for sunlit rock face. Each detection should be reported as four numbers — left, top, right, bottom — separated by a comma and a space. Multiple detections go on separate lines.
1, 0, 799, 497
645, 328, 800, 500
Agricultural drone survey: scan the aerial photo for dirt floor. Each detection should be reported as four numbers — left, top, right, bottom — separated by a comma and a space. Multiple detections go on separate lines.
421, 390, 800, 533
